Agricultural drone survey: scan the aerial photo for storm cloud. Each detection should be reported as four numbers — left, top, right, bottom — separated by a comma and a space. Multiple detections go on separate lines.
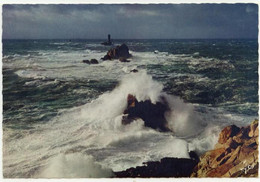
2, 4, 258, 39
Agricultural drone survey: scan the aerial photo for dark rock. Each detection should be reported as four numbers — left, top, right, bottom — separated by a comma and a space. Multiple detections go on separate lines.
229, 140, 239, 149
114, 157, 198, 178
122, 94, 170, 132
216, 152, 226, 162
130, 69, 138, 73
102, 44, 131, 60
218, 125, 240, 144
83, 59, 98, 64
101, 55, 111, 60
219, 156, 231, 165
82, 60, 90, 64
119, 57, 130, 62
90, 59, 98, 64
189, 151, 200, 162
225, 147, 232, 154
238, 127, 251, 139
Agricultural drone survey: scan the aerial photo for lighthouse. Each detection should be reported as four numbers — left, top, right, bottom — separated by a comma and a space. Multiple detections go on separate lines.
101, 34, 113, 45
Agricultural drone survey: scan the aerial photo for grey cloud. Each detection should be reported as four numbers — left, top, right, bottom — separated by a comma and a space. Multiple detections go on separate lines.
2, 4, 258, 39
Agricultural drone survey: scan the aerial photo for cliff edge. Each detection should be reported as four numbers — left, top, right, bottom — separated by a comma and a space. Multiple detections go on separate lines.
191, 119, 258, 177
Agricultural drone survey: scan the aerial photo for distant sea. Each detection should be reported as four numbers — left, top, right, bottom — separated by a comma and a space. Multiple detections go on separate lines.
2, 39, 258, 178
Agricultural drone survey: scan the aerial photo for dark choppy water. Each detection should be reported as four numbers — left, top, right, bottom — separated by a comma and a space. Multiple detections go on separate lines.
3, 39, 258, 125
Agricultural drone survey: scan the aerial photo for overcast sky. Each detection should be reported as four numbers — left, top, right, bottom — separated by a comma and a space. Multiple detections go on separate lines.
2, 4, 258, 39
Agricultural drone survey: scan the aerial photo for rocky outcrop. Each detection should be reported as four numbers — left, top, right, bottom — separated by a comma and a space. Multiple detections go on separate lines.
122, 94, 170, 132
82, 60, 90, 64
191, 120, 258, 177
115, 157, 198, 178
102, 44, 131, 61
218, 125, 240, 144
130, 69, 138, 73
82, 59, 99, 64
90, 59, 98, 64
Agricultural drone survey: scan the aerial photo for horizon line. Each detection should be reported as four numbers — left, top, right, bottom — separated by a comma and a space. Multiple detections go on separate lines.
2, 38, 258, 40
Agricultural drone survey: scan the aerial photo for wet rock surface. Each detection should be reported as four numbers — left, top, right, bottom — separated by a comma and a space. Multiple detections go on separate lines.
122, 94, 170, 132
90, 59, 98, 64
102, 44, 132, 61
191, 120, 259, 177
130, 69, 138, 73
82, 59, 99, 64
114, 157, 198, 178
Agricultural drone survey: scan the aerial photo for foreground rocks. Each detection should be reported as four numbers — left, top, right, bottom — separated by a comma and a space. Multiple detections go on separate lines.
115, 157, 198, 178
102, 44, 132, 61
122, 94, 170, 132
114, 119, 258, 178
191, 120, 259, 177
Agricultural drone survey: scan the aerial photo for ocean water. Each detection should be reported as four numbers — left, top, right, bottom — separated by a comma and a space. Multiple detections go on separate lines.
2, 39, 258, 178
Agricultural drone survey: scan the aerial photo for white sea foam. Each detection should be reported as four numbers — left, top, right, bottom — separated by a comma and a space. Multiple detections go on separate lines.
6, 48, 194, 82
38, 153, 114, 178
188, 124, 221, 155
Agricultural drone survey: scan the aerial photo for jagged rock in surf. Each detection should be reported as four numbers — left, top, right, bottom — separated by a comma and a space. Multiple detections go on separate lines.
122, 94, 170, 132
191, 120, 259, 177
90, 59, 99, 64
82, 59, 90, 64
102, 44, 132, 61
114, 157, 198, 177
102, 55, 111, 60
130, 69, 138, 73
82, 59, 99, 64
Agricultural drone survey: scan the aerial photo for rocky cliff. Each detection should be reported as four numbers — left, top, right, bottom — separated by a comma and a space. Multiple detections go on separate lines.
191, 120, 259, 177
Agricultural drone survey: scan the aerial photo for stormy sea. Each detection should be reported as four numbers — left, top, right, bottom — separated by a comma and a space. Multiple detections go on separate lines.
2, 39, 258, 178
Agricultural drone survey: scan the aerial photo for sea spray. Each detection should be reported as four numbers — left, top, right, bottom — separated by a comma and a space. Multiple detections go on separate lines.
38, 153, 114, 178
78, 70, 163, 121
3, 70, 224, 176
39, 71, 204, 172
188, 124, 221, 155
164, 94, 205, 137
